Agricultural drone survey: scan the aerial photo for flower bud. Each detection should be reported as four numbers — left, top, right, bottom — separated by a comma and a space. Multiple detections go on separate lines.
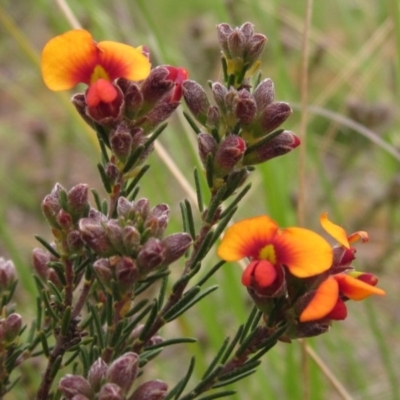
66, 230, 84, 254
217, 23, 233, 56
119, 80, 143, 119
110, 123, 133, 163
88, 357, 108, 392
253, 78, 275, 111
198, 133, 218, 165
117, 197, 134, 219
122, 226, 141, 253
93, 258, 113, 288
243, 130, 300, 165
130, 380, 168, 400
47, 267, 63, 289
67, 184, 89, 221
246, 33, 267, 65
214, 135, 246, 177
105, 220, 124, 254
79, 218, 114, 257
105, 162, 120, 186
56, 209, 73, 231
106, 352, 139, 394
293, 321, 331, 338
164, 66, 188, 102
59, 375, 93, 399
137, 238, 166, 272
140, 101, 180, 132
234, 89, 257, 125
72, 93, 95, 128
258, 102, 292, 137
211, 83, 228, 111
41, 183, 64, 228
182, 80, 210, 124
206, 106, 220, 129
98, 383, 123, 400
227, 29, 246, 59
162, 233, 192, 264
111, 256, 139, 291
141, 67, 175, 106
4, 313, 22, 343
145, 204, 170, 237
0, 257, 17, 291
133, 198, 150, 220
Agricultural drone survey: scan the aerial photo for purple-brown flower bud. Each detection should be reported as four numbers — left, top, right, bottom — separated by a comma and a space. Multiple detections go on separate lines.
137, 238, 166, 272
4, 313, 22, 343
227, 29, 246, 59
118, 80, 143, 119
130, 380, 168, 400
105, 162, 120, 186
32, 248, 50, 280
79, 217, 114, 257
0, 257, 17, 291
41, 183, 64, 228
198, 133, 218, 165
211, 82, 228, 111
110, 123, 133, 163
206, 106, 220, 129
133, 198, 150, 221
106, 352, 139, 394
72, 93, 95, 128
93, 258, 113, 288
145, 204, 170, 238
140, 67, 175, 107
234, 89, 257, 125
105, 220, 124, 254
253, 78, 275, 111
117, 197, 134, 219
122, 226, 141, 253
243, 130, 300, 165
139, 101, 180, 132
217, 23, 233, 56
162, 233, 192, 265
246, 33, 267, 65
47, 267, 63, 289
66, 230, 85, 254
98, 383, 123, 400
214, 135, 246, 177
111, 256, 139, 291
59, 375, 93, 399
67, 184, 89, 221
182, 80, 210, 125
258, 102, 292, 137
56, 209, 73, 231
88, 357, 108, 392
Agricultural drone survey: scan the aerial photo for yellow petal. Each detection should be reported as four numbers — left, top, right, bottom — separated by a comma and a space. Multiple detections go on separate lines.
217, 216, 278, 261
41, 30, 98, 91
274, 227, 333, 277
320, 212, 350, 248
300, 277, 339, 322
97, 41, 151, 81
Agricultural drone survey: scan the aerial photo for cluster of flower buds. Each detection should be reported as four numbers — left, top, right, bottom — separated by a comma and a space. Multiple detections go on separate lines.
41, 183, 90, 257
218, 214, 385, 339
79, 197, 191, 294
59, 353, 168, 400
183, 23, 299, 192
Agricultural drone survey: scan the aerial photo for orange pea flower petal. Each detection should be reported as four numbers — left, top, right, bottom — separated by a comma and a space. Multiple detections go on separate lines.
273, 227, 333, 277
41, 30, 98, 91
334, 274, 386, 300
217, 216, 278, 261
320, 213, 350, 248
300, 277, 339, 322
97, 41, 151, 81
41, 30, 151, 92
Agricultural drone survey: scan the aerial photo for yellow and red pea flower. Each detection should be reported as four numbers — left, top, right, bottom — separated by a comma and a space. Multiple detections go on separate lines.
217, 215, 333, 295
299, 214, 385, 322
41, 29, 151, 107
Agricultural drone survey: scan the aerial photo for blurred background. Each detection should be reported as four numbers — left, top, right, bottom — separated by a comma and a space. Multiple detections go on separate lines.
0, 0, 399, 399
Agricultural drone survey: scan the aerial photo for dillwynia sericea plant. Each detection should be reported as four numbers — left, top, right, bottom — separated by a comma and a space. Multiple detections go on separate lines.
0, 23, 386, 399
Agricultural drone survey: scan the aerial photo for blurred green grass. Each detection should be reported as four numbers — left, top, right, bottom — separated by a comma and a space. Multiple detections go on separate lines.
1, 0, 399, 399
